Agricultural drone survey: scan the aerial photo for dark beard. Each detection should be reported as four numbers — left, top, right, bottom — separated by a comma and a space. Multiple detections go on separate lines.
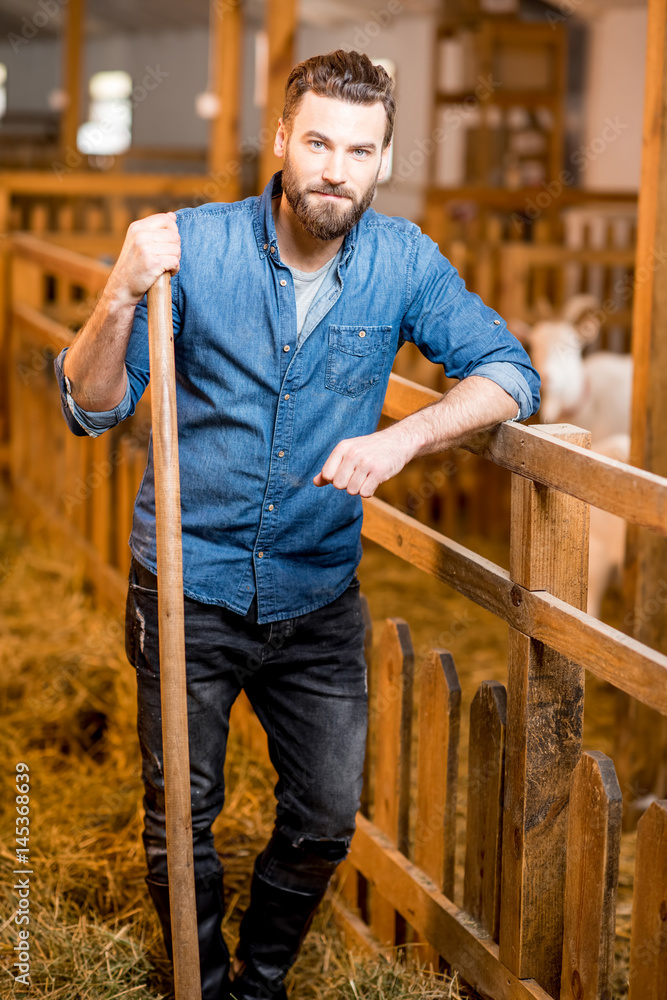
280, 144, 380, 241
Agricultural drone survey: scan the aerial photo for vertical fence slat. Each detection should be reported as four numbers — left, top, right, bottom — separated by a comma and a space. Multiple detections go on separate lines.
628, 799, 667, 1000
499, 425, 591, 998
370, 618, 414, 948
115, 436, 133, 576
464, 679, 507, 942
560, 751, 622, 1000
414, 648, 461, 971
91, 433, 113, 564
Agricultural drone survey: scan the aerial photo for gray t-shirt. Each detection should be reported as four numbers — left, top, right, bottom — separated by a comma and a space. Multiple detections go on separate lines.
287, 247, 343, 344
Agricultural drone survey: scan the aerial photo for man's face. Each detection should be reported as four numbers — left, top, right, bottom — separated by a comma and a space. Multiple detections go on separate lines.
275, 91, 391, 241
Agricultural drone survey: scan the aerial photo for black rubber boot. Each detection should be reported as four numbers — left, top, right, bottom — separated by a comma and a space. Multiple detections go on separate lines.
229, 862, 328, 1000
146, 870, 231, 1000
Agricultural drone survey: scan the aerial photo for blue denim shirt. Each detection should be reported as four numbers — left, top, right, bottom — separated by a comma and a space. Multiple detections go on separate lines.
54, 170, 540, 622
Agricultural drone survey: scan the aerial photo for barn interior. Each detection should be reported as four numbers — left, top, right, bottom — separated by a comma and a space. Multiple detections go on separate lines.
1, 1, 665, 999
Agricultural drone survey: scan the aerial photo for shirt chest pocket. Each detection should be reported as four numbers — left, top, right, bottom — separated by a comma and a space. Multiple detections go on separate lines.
325, 324, 392, 398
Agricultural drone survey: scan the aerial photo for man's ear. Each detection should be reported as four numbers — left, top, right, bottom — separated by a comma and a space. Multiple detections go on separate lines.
377, 142, 392, 183
274, 118, 287, 159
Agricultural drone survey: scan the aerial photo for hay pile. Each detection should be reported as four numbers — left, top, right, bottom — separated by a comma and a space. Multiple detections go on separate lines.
0, 507, 474, 1000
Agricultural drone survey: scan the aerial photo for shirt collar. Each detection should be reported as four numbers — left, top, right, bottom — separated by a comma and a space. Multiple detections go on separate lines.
253, 169, 359, 268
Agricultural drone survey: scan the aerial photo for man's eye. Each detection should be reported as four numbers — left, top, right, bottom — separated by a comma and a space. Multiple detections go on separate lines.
353, 149, 369, 157
311, 140, 324, 149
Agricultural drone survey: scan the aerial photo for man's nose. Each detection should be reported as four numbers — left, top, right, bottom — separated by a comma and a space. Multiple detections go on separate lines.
321, 149, 348, 187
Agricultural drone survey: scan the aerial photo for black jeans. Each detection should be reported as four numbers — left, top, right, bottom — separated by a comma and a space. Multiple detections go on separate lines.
124, 556, 368, 891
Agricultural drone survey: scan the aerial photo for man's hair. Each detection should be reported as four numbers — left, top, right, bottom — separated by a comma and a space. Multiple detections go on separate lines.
282, 50, 396, 150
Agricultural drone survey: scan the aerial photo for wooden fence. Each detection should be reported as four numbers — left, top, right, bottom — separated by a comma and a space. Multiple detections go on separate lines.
4, 233, 667, 1000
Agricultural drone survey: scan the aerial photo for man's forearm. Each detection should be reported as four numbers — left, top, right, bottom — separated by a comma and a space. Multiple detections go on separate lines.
389, 375, 518, 462
63, 290, 137, 411
314, 375, 519, 497
62, 211, 182, 412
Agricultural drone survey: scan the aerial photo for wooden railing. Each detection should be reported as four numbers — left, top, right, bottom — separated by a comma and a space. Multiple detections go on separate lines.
5, 234, 667, 1000
0, 171, 237, 236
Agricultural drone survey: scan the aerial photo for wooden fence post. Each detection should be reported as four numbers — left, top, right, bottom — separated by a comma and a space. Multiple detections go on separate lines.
560, 751, 622, 1000
370, 618, 414, 948
464, 679, 507, 943
628, 799, 667, 1000
414, 649, 461, 971
499, 424, 591, 998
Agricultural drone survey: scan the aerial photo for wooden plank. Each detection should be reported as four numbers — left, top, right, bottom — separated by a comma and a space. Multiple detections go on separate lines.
115, 436, 134, 577
628, 800, 667, 1000
328, 894, 392, 961
60, 0, 84, 158
361, 495, 667, 716
464, 680, 507, 943
370, 619, 414, 948
209, 0, 242, 194
12, 302, 72, 352
11, 475, 127, 613
560, 751, 622, 1000
623, 0, 667, 824
11, 233, 111, 291
414, 649, 461, 971
258, 0, 297, 190
0, 171, 224, 197
382, 375, 667, 536
415, 650, 461, 896
499, 427, 590, 998
350, 814, 554, 1000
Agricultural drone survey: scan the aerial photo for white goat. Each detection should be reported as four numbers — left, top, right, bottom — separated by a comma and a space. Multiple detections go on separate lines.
513, 296, 633, 445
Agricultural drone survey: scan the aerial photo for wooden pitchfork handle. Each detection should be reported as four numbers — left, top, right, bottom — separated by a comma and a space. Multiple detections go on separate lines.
147, 271, 202, 1000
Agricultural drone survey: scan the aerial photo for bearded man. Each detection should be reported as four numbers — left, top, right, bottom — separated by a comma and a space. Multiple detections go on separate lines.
54, 49, 539, 1000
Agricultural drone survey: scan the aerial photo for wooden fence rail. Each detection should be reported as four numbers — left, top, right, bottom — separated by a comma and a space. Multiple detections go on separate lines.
4, 233, 667, 1000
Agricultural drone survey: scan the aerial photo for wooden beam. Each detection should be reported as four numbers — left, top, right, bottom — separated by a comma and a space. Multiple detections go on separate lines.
11, 233, 111, 289
258, 0, 297, 191
60, 0, 84, 159
383, 375, 667, 535
499, 427, 590, 997
0, 171, 232, 197
623, 0, 667, 820
208, 0, 242, 194
360, 496, 667, 716
349, 815, 554, 1000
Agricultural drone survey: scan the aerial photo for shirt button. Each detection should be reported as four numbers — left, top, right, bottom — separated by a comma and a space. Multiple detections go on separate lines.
284, 393, 290, 400
270, 246, 276, 253
268, 504, 274, 511
494, 319, 501, 325
258, 551, 264, 558
278, 450, 285, 457
280, 279, 287, 286
263, 243, 268, 250
359, 330, 366, 337
283, 345, 290, 352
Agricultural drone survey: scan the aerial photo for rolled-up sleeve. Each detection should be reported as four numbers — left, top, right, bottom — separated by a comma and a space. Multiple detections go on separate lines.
54, 346, 134, 437
400, 232, 540, 419
52, 275, 180, 436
